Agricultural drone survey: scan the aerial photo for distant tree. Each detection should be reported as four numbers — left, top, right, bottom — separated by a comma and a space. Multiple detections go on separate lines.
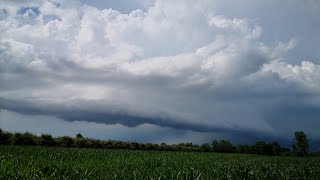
292, 131, 309, 156
57, 136, 74, 147
219, 140, 235, 153
1, 129, 307, 155
139, 143, 147, 150
237, 142, 282, 156
185, 142, 194, 147
90, 139, 102, 149
263, 143, 275, 156
158, 143, 167, 151
200, 143, 211, 152
254, 141, 266, 155
103, 140, 114, 149
212, 140, 235, 153
0, 129, 12, 145
74, 138, 89, 148
39, 134, 56, 146
130, 142, 140, 150
12, 132, 37, 146
76, 133, 83, 139
211, 140, 218, 151
270, 141, 281, 155
236, 144, 255, 154
236, 144, 249, 154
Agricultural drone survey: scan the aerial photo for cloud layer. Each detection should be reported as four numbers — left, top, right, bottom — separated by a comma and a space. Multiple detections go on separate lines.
1, 0, 320, 142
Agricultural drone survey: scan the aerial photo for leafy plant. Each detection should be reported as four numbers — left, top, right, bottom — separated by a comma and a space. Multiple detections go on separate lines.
0, 145, 319, 179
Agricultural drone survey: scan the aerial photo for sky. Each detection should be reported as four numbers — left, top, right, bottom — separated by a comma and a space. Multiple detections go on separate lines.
0, 0, 320, 148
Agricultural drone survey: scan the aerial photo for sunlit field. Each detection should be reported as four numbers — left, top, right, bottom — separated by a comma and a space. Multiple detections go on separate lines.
1, 145, 319, 179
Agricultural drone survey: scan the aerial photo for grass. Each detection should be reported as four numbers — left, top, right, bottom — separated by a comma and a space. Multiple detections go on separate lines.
1, 145, 320, 179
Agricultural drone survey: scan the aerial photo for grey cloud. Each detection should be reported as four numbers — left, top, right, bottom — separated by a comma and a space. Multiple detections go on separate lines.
0, 109, 277, 146
0, 0, 320, 145
0, 97, 268, 138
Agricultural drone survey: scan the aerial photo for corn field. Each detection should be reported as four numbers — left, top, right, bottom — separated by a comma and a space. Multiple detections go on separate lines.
0, 145, 319, 179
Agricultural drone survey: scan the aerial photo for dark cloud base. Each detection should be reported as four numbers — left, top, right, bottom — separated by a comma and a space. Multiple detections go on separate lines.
1, 104, 320, 151
0, 97, 274, 140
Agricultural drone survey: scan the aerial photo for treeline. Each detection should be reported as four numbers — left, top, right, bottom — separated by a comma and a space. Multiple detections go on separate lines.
0, 129, 306, 156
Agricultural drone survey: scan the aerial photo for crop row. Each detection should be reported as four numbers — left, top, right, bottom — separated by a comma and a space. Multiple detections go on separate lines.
1, 145, 320, 179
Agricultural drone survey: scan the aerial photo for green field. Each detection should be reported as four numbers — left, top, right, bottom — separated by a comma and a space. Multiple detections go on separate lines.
1, 145, 319, 179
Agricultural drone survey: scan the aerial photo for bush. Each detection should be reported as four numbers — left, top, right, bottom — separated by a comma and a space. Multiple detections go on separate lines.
271, 141, 281, 155
0, 129, 12, 145
89, 139, 103, 149
57, 136, 74, 147
212, 140, 235, 153
76, 133, 83, 139
12, 132, 37, 146
200, 143, 211, 152
0, 129, 294, 156
74, 138, 89, 148
39, 134, 56, 146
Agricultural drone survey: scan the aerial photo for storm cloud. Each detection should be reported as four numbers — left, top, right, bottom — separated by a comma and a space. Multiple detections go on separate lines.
0, 0, 320, 144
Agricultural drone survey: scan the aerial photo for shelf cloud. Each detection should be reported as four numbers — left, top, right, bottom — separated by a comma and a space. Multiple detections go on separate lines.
1, 0, 320, 143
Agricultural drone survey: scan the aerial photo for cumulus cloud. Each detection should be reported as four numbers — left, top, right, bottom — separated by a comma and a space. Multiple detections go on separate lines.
0, 0, 320, 142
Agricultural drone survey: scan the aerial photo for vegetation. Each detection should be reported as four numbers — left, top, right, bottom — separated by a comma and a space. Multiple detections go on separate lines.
1, 129, 319, 179
1, 145, 320, 179
0, 129, 317, 157
292, 131, 309, 156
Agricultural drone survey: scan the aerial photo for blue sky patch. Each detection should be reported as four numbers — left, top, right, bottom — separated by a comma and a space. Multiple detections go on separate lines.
17, 7, 40, 16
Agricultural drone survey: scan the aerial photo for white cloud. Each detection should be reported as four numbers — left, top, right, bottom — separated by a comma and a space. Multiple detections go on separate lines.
262, 61, 320, 91
0, 0, 320, 142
